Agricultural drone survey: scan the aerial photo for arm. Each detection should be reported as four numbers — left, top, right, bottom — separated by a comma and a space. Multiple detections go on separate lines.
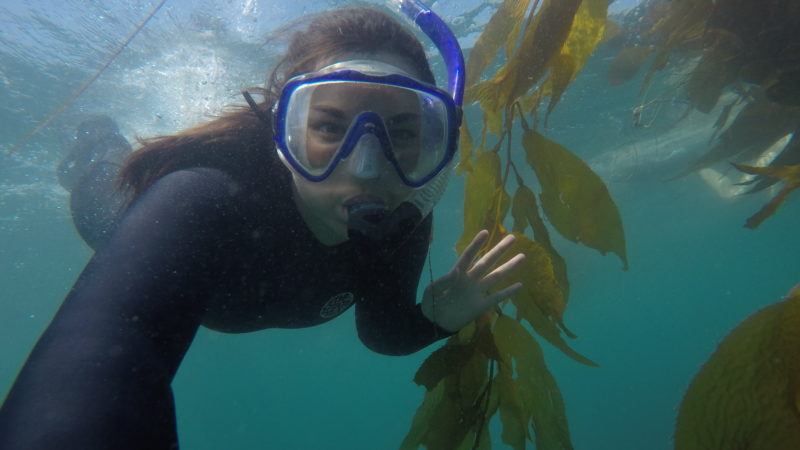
0, 168, 237, 450
356, 227, 526, 356
355, 214, 454, 356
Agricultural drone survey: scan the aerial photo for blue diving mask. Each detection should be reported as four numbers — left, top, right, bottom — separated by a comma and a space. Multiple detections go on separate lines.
273, 59, 459, 187
244, 0, 464, 187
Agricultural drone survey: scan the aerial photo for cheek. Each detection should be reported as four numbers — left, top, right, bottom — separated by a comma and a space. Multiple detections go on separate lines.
305, 136, 339, 169
295, 177, 346, 209
307, 149, 330, 169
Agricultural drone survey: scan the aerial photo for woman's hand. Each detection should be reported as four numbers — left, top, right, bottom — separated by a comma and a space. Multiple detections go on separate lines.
421, 230, 525, 333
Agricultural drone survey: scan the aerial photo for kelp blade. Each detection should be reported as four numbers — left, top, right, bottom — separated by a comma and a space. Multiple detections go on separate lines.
413, 342, 477, 391
678, 95, 800, 176
684, 28, 741, 113
734, 163, 800, 229
465, 0, 531, 87
494, 314, 574, 450
468, 0, 582, 115
456, 121, 474, 174
402, 359, 488, 450
639, 0, 713, 94
744, 132, 800, 193
497, 368, 529, 450
457, 151, 510, 254
511, 185, 570, 299
543, 0, 607, 119
508, 233, 596, 366
522, 130, 628, 269
506, 234, 564, 323
675, 285, 800, 449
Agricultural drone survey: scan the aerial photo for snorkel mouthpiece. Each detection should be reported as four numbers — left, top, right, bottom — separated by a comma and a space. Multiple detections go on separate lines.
347, 201, 388, 237
347, 201, 422, 247
347, 201, 390, 243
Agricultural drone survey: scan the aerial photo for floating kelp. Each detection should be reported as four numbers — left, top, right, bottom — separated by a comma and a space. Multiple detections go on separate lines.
468, 0, 583, 130
635, 0, 800, 108
742, 131, 800, 194
538, 0, 608, 123
684, 28, 741, 113
606, 0, 800, 226
404, 1, 626, 448
734, 162, 800, 229
678, 93, 800, 176
465, 0, 531, 87
675, 284, 800, 449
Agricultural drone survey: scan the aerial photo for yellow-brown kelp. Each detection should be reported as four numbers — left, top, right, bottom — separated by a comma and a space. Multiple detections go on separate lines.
606, 0, 800, 227
675, 284, 800, 450
402, 1, 627, 448
733, 163, 800, 229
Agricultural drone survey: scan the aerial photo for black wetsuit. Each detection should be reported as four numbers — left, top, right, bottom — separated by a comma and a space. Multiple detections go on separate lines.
1, 148, 449, 449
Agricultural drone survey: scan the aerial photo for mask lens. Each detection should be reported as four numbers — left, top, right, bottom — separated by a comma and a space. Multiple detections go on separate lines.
402, 92, 448, 183
284, 83, 337, 175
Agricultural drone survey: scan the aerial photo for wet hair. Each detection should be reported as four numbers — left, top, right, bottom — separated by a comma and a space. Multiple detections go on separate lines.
119, 7, 435, 199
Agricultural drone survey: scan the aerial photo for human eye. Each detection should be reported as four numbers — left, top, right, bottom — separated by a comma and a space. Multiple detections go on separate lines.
310, 121, 347, 141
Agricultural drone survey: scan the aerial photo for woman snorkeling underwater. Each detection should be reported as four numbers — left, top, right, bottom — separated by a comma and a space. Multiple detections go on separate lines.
0, 2, 525, 449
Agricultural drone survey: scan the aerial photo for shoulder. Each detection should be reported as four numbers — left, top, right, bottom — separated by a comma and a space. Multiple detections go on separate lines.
140, 168, 244, 205
120, 168, 250, 235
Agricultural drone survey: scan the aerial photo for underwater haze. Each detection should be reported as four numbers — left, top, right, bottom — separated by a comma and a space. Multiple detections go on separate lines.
2, 0, 799, 449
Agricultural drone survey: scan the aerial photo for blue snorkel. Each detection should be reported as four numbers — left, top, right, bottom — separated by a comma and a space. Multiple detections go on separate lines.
345, 0, 465, 247
390, 0, 465, 107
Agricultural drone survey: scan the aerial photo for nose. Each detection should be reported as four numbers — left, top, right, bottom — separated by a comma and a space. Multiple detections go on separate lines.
346, 133, 384, 180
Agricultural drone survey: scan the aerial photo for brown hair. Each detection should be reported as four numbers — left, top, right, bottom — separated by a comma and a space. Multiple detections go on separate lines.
119, 7, 435, 199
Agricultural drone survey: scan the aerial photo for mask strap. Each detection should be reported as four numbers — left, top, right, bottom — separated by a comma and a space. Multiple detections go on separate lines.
242, 90, 270, 125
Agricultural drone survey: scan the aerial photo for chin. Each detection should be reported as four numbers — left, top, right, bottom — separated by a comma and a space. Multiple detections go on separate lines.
328, 216, 349, 241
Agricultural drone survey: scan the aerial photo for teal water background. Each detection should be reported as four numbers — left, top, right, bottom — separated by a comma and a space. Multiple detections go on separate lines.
2, 1, 799, 449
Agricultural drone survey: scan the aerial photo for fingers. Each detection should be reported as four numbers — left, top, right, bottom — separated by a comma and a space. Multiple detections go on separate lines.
486, 281, 523, 306
467, 233, 516, 279
478, 252, 525, 289
455, 229, 489, 272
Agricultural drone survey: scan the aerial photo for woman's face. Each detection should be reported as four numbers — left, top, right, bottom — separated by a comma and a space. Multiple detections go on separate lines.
290, 53, 423, 246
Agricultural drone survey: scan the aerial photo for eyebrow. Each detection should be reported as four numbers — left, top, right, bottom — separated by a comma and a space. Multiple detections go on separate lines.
310, 106, 347, 120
